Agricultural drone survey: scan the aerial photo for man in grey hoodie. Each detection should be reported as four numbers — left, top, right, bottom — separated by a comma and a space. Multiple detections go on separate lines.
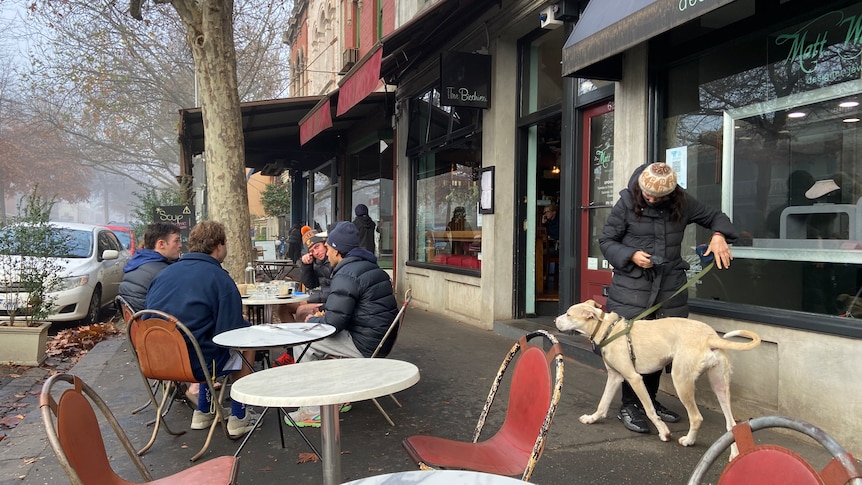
118, 222, 182, 312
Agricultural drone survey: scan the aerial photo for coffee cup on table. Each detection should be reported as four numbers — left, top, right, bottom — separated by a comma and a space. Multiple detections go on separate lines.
237, 283, 248, 296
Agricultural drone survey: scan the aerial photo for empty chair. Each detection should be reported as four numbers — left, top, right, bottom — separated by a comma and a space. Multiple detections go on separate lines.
126, 309, 233, 461
402, 329, 564, 481
688, 415, 862, 485
39, 373, 238, 485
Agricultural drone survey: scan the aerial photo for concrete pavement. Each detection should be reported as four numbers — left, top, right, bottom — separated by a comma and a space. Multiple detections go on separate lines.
0, 308, 842, 484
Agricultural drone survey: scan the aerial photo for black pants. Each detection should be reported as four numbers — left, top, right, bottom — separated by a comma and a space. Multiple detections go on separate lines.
621, 370, 662, 407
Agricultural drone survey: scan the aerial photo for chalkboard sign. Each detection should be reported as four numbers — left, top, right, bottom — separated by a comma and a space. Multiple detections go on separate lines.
153, 205, 196, 252
440, 52, 491, 109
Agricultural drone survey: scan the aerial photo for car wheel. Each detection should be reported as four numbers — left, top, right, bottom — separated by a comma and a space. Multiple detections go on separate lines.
83, 286, 102, 325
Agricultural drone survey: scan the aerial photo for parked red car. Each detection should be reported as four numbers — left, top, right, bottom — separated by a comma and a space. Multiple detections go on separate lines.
104, 224, 136, 255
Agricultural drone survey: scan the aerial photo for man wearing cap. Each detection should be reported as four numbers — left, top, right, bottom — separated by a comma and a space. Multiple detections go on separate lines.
599, 162, 738, 435
277, 225, 332, 323
286, 221, 397, 427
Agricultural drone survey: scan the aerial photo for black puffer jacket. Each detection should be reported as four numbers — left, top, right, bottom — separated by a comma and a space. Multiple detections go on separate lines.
308, 248, 397, 357
599, 164, 738, 319
300, 258, 332, 303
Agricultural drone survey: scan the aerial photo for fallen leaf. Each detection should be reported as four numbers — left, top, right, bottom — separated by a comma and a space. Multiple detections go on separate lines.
0, 415, 24, 428
13, 393, 25, 399
297, 452, 320, 463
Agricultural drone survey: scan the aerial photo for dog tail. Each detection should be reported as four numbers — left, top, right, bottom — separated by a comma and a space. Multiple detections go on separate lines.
709, 330, 761, 351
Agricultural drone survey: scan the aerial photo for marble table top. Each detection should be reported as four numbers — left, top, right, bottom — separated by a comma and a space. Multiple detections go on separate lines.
231, 358, 420, 407
341, 470, 526, 485
212, 323, 335, 350
240, 293, 310, 305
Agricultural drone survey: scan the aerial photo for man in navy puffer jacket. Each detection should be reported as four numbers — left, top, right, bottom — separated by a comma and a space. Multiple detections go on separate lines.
286, 221, 397, 427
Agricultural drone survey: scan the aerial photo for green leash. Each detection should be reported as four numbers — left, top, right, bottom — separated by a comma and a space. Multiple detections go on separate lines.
597, 261, 715, 349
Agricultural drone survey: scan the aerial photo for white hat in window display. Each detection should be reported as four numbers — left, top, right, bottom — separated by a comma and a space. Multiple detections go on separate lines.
805, 179, 840, 200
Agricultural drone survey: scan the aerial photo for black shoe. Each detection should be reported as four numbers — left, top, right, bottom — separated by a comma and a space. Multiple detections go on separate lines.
617, 404, 649, 433
652, 401, 681, 423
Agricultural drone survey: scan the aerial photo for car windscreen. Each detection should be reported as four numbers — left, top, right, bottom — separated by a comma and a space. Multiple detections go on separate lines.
112, 230, 131, 250
0, 227, 92, 258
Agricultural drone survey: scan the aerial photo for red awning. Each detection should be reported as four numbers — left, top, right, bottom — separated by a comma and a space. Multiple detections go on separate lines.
337, 47, 383, 117
299, 97, 333, 145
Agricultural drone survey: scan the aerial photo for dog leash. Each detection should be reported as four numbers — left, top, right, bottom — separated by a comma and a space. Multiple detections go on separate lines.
596, 260, 715, 350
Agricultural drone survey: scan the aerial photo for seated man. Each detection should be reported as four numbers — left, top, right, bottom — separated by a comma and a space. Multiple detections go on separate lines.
277, 226, 331, 323
145, 221, 258, 438
287, 221, 398, 427
118, 222, 182, 312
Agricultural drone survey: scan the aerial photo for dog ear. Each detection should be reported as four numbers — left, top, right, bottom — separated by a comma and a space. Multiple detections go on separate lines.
585, 299, 601, 309
580, 307, 598, 320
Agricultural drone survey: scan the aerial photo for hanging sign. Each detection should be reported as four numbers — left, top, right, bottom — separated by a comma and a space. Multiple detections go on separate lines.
440, 52, 492, 109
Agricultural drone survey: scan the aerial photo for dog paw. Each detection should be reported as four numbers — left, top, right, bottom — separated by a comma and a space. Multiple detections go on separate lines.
579, 414, 598, 424
658, 426, 672, 442
678, 435, 696, 447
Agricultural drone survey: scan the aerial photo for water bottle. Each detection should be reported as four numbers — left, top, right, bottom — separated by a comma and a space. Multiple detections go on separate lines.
244, 262, 256, 286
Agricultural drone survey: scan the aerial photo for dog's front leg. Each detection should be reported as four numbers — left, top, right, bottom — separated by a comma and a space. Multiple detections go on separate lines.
580, 369, 624, 424
625, 373, 672, 442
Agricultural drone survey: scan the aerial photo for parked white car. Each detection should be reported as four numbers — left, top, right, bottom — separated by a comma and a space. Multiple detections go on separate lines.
0, 222, 130, 325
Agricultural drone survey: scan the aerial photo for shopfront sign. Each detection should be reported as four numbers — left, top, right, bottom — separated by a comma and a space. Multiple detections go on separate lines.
440, 52, 491, 109
773, 6, 862, 85
154, 205, 196, 251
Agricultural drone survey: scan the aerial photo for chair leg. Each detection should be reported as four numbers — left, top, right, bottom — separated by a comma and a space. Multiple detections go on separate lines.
138, 381, 185, 456
372, 398, 395, 427
192, 378, 231, 462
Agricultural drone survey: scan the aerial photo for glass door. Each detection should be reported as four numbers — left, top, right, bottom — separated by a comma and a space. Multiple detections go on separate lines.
579, 100, 615, 304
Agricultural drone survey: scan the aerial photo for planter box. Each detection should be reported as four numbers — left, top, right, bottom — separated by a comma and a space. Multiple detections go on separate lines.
0, 322, 52, 366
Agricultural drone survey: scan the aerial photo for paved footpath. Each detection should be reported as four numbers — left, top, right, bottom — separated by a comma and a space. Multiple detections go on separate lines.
0, 309, 846, 484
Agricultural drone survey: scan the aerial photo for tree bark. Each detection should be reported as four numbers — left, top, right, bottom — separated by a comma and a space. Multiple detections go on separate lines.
172, 0, 253, 280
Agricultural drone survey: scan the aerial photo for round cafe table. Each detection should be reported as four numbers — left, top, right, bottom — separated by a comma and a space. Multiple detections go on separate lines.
341, 470, 527, 485
241, 292, 309, 323
231, 358, 420, 485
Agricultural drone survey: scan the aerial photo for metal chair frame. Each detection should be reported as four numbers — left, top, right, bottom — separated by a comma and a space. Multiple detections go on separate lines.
40, 373, 238, 485
368, 288, 413, 426
403, 329, 565, 481
126, 308, 235, 461
688, 415, 862, 485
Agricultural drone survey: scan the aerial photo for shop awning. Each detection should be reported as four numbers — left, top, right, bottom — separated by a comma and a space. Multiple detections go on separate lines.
179, 96, 342, 175
299, 97, 333, 145
562, 0, 737, 79
337, 47, 383, 116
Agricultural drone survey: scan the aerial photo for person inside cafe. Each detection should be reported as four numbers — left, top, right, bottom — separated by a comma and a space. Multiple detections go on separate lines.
352, 203, 377, 254
145, 220, 259, 438
285, 221, 398, 428
118, 222, 182, 313
542, 203, 560, 248
445, 206, 473, 255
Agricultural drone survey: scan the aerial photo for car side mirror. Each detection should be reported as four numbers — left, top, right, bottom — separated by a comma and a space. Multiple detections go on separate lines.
101, 249, 120, 261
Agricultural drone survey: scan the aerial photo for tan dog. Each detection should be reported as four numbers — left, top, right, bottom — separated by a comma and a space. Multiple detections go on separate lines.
555, 300, 760, 449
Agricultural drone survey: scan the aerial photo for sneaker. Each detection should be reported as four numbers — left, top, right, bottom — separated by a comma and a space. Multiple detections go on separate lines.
617, 403, 650, 433
285, 406, 321, 428
274, 352, 295, 366
191, 410, 215, 430
652, 401, 681, 423
227, 408, 261, 438
190, 407, 230, 429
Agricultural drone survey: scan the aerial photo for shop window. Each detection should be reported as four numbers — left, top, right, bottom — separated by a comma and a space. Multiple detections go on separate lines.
407, 87, 482, 270
659, 2, 862, 318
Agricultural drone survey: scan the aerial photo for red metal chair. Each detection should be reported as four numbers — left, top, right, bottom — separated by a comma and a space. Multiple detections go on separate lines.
688, 415, 862, 485
402, 330, 564, 481
40, 373, 238, 485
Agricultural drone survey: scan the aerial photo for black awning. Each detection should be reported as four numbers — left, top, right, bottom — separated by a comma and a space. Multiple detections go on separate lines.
179, 96, 338, 175
563, 0, 737, 79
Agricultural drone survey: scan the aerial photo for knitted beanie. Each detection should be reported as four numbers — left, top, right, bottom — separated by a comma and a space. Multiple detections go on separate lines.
355, 204, 369, 216
301, 225, 326, 249
638, 163, 678, 198
326, 221, 360, 255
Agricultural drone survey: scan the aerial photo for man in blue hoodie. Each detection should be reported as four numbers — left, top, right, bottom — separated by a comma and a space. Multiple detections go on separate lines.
146, 221, 258, 438
118, 222, 182, 312
286, 221, 397, 427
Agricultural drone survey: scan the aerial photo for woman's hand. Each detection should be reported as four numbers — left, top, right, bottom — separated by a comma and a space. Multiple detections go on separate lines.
631, 250, 653, 269
706, 233, 733, 269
